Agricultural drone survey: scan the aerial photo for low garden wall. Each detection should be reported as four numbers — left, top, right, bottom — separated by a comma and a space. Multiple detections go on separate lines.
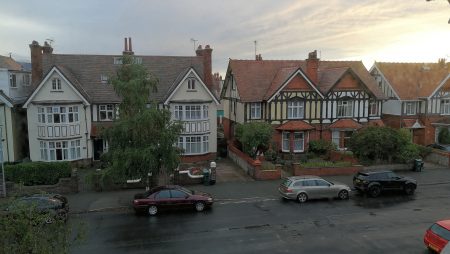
228, 143, 281, 180
293, 163, 363, 176
330, 151, 358, 164
425, 149, 450, 167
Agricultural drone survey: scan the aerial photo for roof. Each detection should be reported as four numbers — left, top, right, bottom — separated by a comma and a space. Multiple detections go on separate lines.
0, 55, 23, 71
367, 119, 385, 127
437, 220, 450, 230
0, 90, 14, 107
42, 54, 206, 104
276, 120, 315, 131
228, 59, 384, 102
329, 119, 363, 129
374, 62, 450, 100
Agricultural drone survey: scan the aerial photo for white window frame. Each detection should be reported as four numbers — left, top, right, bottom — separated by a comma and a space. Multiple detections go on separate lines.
405, 102, 416, 115
188, 79, 196, 90
441, 99, 450, 115
174, 105, 183, 120
282, 132, 290, 152
42, 140, 81, 161
100, 74, 108, 84
9, 73, 17, 88
185, 105, 202, 120
287, 100, 304, 119
178, 135, 209, 155
293, 132, 304, 152
52, 78, 62, 91
369, 101, 378, 116
99, 104, 114, 121
23, 74, 31, 86
337, 100, 353, 118
250, 102, 261, 119
38, 107, 46, 123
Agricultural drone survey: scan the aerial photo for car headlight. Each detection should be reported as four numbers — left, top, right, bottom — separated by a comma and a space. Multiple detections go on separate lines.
208, 198, 213, 202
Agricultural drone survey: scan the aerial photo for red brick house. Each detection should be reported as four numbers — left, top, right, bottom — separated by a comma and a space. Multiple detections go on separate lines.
221, 51, 385, 154
370, 62, 450, 145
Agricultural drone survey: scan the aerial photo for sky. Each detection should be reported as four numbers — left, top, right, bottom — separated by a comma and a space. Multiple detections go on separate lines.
1, 0, 449, 76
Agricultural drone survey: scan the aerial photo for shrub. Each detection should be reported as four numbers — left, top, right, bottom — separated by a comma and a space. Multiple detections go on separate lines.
308, 140, 336, 155
438, 128, 450, 144
235, 122, 273, 158
5, 162, 71, 186
264, 149, 277, 161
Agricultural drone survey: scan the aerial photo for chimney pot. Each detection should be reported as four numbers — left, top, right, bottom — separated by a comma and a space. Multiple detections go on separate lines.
128, 37, 132, 52
124, 38, 128, 51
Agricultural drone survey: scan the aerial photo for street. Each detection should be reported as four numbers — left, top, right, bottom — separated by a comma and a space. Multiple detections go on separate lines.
70, 175, 450, 254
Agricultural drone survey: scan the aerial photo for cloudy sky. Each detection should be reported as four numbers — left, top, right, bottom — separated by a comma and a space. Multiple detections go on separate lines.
1, 0, 449, 75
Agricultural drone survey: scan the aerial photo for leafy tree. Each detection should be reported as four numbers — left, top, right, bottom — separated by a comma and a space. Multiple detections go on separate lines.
308, 140, 336, 155
235, 122, 273, 158
101, 55, 183, 186
438, 127, 450, 144
0, 199, 84, 254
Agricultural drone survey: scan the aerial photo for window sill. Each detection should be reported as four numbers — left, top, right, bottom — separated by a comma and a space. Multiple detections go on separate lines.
186, 90, 197, 92
10, 86, 18, 89
50, 90, 64, 93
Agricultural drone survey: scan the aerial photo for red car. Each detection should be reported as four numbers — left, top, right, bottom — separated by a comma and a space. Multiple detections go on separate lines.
133, 185, 213, 216
424, 220, 450, 253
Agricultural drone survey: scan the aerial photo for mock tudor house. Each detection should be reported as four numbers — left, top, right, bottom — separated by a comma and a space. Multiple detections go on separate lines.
221, 51, 386, 153
23, 39, 219, 164
0, 55, 32, 162
370, 61, 450, 145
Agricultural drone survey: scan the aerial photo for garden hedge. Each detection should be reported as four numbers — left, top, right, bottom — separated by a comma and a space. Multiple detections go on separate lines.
5, 162, 72, 186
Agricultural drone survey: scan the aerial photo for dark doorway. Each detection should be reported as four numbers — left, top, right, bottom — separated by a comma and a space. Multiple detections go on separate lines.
93, 139, 104, 161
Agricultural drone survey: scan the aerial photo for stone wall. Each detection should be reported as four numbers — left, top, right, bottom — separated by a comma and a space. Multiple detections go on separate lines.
425, 149, 450, 167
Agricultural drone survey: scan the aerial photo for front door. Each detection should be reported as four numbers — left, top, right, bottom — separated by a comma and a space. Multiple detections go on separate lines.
93, 139, 104, 161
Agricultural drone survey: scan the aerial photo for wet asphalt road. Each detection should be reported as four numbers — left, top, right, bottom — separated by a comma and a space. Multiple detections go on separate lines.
70, 180, 450, 254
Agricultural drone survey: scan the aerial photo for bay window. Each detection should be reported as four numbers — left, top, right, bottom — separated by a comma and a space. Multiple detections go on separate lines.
282, 131, 305, 153
178, 135, 209, 155
172, 104, 209, 120
38, 106, 79, 124
40, 140, 82, 161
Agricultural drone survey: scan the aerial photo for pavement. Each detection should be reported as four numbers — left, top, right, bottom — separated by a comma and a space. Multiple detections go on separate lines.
66, 160, 450, 214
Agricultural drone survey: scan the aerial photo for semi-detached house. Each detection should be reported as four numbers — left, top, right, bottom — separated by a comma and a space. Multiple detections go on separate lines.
23, 39, 219, 164
221, 51, 386, 153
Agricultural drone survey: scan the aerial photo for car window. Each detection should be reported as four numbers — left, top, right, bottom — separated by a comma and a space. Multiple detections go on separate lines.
372, 173, 388, 180
431, 223, 450, 241
171, 190, 188, 198
303, 180, 317, 187
314, 180, 330, 187
282, 178, 292, 187
386, 172, 397, 179
293, 181, 303, 187
155, 190, 171, 200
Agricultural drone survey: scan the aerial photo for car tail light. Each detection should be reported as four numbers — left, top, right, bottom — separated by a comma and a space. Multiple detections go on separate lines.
285, 189, 293, 193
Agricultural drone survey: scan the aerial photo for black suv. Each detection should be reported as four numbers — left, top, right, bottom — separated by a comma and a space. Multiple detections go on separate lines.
353, 171, 417, 197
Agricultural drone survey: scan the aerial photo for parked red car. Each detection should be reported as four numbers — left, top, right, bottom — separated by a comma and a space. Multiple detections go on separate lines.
424, 220, 450, 253
133, 185, 213, 216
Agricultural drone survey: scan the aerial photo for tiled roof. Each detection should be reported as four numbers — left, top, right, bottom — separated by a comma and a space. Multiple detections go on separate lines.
329, 119, 362, 129
276, 120, 315, 131
42, 54, 205, 104
229, 59, 384, 102
0, 55, 22, 71
367, 119, 385, 127
375, 62, 450, 100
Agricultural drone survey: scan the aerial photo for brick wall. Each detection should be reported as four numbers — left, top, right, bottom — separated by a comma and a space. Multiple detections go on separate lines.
293, 163, 363, 176
425, 149, 450, 167
181, 153, 216, 163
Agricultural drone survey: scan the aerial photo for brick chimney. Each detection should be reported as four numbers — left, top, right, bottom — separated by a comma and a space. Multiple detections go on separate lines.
123, 37, 134, 55
196, 45, 213, 89
306, 50, 319, 84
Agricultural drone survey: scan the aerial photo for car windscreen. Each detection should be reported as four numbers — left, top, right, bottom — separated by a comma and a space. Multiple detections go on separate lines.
179, 186, 194, 195
431, 223, 450, 241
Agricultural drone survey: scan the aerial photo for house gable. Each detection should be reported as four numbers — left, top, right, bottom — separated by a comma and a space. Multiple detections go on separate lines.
429, 74, 450, 99
0, 91, 13, 108
23, 67, 90, 108
268, 69, 324, 102
333, 72, 361, 90
164, 68, 219, 105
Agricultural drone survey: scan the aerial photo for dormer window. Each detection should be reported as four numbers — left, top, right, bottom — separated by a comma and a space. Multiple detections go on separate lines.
52, 78, 62, 90
188, 79, 196, 90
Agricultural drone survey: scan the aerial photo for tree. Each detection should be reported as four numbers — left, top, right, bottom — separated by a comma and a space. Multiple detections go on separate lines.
101, 55, 183, 186
235, 122, 273, 158
348, 126, 420, 163
0, 200, 84, 254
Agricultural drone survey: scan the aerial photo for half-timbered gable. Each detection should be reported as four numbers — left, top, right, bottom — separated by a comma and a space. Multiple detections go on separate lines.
371, 61, 450, 145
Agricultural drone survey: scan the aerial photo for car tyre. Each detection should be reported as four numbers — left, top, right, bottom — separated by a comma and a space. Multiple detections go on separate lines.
148, 205, 158, 216
195, 202, 205, 212
338, 190, 349, 200
404, 184, 416, 195
297, 193, 308, 203
369, 185, 381, 198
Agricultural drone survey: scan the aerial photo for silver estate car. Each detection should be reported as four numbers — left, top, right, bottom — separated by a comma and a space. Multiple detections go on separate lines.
278, 175, 351, 203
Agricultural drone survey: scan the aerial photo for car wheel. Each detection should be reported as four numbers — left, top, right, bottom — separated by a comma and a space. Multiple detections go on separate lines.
369, 186, 381, 198
404, 184, 416, 195
338, 190, 349, 200
195, 202, 205, 212
148, 205, 158, 216
297, 193, 308, 203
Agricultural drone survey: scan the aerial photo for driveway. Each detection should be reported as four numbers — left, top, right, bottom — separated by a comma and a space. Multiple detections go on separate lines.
215, 157, 253, 183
